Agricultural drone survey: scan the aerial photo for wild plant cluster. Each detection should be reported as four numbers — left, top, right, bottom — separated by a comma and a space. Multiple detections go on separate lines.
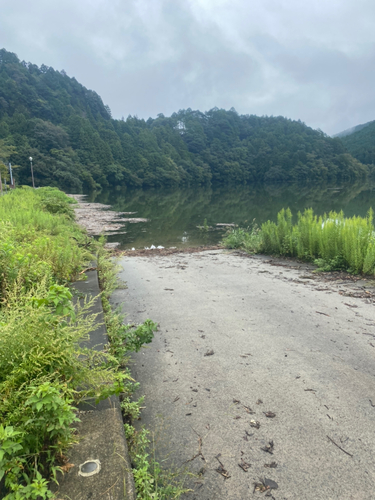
224, 208, 375, 275
96, 242, 189, 499
0, 187, 156, 499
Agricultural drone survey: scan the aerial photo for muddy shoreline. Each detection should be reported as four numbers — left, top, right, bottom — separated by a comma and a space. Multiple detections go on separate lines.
68, 194, 147, 244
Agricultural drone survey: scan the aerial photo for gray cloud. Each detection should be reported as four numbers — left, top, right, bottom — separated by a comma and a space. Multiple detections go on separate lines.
1, 0, 375, 134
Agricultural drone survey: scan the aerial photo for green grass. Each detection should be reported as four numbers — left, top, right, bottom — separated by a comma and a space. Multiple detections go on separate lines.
223, 221, 262, 254
0, 187, 156, 499
0, 187, 88, 305
223, 208, 375, 275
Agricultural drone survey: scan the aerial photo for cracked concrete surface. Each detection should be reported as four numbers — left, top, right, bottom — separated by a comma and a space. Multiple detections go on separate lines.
112, 250, 375, 500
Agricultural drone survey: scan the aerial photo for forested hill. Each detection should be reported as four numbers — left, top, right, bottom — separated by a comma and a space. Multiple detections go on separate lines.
339, 120, 375, 166
0, 48, 367, 191
334, 121, 374, 138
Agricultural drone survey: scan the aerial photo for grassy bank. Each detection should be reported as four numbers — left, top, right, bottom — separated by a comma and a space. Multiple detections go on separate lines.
0, 186, 187, 500
0, 187, 125, 499
223, 208, 375, 275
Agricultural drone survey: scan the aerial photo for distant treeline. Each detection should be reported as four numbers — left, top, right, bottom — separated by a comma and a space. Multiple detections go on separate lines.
339, 120, 375, 167
0, 48, 368, 191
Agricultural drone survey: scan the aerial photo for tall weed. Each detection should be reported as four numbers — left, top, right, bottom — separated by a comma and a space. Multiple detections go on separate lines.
223, 208, 375, 275
0, 188, 90, 304
0, 188, 132, 498
223, 221, 262, 253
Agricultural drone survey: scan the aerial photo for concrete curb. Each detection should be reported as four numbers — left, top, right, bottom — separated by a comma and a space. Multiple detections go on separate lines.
53, 269, 136, 500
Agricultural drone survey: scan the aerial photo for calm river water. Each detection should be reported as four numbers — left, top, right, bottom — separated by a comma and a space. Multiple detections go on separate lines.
86, 181, 375, 250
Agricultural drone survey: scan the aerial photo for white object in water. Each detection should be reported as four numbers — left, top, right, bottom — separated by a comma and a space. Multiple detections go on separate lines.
150, 244, 156, 249
157, 245, 164, 249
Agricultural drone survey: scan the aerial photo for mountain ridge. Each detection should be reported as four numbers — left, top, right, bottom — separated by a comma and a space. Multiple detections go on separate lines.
338, 120, 375, 166
334, 120, 375, 138
0, 48, 368, 190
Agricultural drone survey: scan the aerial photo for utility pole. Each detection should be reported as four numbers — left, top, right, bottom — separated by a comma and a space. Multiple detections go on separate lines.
29, 156, 35, 188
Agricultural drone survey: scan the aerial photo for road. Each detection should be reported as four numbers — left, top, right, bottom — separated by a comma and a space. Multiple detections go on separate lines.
112, 249, 375, 500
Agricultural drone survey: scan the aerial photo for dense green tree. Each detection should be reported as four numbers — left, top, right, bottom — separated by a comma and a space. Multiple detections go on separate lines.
0, 48, 369, 191
339, 121, 375, 166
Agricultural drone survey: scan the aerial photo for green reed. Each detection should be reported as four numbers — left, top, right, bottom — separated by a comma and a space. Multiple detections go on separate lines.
224, 208, 375, 275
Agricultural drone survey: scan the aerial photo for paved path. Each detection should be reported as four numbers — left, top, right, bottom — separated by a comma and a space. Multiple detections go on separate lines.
112, 250, 375, 500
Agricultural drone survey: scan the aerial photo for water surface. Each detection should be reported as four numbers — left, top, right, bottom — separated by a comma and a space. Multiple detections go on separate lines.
87, 181, 375, 249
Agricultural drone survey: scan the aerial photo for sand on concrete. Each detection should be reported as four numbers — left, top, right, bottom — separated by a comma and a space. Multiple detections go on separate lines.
111, 249, 375, 500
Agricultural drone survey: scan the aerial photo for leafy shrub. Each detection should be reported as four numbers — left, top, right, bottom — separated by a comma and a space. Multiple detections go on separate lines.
0, 187, 169, 499
0, 285, 126, 498
223, 222, 262, 253
0, 188, 130, 498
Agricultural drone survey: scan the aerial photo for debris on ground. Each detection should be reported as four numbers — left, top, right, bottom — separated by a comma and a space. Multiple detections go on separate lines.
242, 430, 253, 441
264, 411, 276, 418
238, 458, 251, 471
215, 454, 231, 480
327, 435, 353, 458
264, 478, 279, 490
253, 477, 279, 494
184, 430, 208, 477
115, 245, 222, 257
261, 441, 274, 454
250, 420, 261, 429
243, 405, 255, 414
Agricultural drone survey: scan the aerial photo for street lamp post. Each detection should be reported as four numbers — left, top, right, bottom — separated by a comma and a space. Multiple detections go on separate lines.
29, 156, 35, 188
9, 162, 13, 188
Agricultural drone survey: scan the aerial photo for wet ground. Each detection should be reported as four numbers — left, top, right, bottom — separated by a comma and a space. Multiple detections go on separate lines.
68, 194, 146, 239
111, 249, 375, 500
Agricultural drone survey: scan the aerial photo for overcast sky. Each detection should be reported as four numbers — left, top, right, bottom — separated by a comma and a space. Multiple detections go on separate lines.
1, 0, 375, 135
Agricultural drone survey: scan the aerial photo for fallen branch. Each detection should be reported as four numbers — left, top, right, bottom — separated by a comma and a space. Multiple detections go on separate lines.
215, 454, 231, 479
184, 428, 207, 474
327, 435, 353, 458
79, 267, 97, 274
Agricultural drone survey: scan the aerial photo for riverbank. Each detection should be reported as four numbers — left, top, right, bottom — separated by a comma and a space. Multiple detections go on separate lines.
112, 249, 375, 499
67, 194, 148, 244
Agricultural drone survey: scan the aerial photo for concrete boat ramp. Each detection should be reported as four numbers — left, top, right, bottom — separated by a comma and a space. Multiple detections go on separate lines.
112, 249, 375, 500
